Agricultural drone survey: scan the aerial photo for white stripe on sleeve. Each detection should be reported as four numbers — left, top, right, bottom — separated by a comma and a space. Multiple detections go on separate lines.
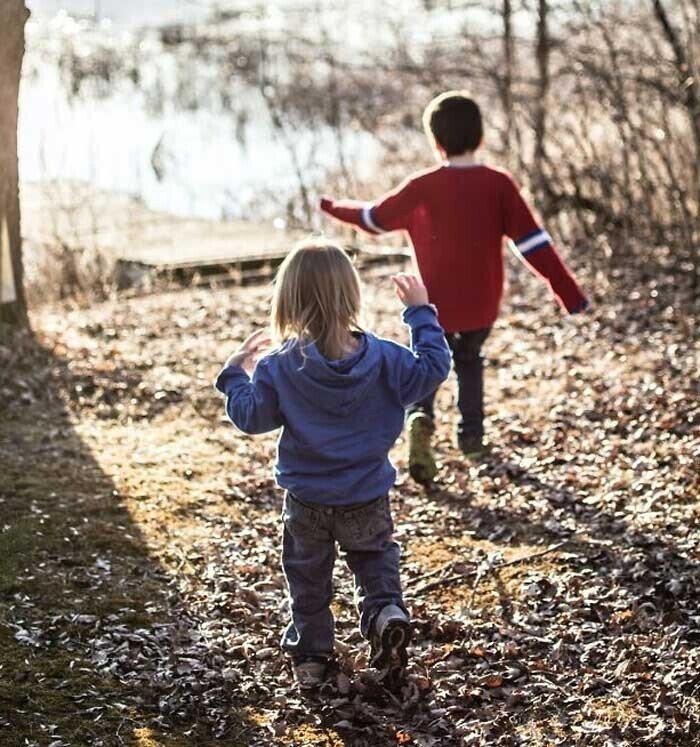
361, 204, 384, 234
516, 229, 552, 255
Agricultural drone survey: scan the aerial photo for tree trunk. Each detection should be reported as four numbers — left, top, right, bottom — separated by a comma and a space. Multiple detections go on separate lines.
0, 0, 30, 326
534, 0, 550, 209
501, 0, 514, 155
500, 0, 525, 173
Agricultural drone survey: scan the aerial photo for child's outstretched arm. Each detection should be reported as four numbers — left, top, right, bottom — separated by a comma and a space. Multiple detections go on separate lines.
320, 177, 420, 235
504, 176, 589, 314
215, 330, 281, 434
388, 274, 452, 406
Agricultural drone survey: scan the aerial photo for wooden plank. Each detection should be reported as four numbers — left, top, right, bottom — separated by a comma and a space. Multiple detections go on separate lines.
21, 182, 413, 285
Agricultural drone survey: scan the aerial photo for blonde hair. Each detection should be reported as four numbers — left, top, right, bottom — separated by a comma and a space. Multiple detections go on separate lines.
271, 239, 363, 360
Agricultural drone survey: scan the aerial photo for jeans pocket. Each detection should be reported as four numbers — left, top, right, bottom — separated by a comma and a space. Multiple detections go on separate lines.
283, 493, 321, 538
343, 495, 393, 543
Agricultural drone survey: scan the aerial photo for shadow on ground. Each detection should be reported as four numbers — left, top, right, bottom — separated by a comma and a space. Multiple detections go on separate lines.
0, 328, 250, 746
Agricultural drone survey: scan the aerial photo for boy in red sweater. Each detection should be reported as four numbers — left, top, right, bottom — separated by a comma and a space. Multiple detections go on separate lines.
320, 91, 588, 484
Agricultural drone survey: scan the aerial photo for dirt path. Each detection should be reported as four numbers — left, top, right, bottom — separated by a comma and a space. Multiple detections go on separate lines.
1, 272, 698, 746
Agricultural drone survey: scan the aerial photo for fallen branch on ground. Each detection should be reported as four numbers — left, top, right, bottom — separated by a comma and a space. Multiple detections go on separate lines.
406, 541, 569, 599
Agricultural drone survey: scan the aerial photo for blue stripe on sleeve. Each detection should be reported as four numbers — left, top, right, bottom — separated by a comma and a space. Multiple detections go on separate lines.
516, 227, 545, 244
521, 238, 552, 257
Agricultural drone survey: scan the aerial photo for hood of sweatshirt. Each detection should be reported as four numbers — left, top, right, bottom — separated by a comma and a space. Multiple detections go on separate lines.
275, 333, 382, 416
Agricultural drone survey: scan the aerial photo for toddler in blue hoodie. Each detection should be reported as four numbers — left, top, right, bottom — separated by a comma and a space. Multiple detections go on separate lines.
215, 240, 451, 691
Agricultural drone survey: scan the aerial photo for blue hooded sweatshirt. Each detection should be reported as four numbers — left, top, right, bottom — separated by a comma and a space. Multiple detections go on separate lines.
215, 304, 451, 505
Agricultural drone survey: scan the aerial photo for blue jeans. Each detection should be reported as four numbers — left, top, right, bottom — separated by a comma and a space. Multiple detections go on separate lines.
280, 492, 407, 659
408, 327, 491, 437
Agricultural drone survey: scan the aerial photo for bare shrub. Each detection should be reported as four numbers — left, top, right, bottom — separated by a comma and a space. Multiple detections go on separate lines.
22, 2, 700, 309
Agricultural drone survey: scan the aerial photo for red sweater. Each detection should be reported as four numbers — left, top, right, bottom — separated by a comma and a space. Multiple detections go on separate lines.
321, 164, 588, 333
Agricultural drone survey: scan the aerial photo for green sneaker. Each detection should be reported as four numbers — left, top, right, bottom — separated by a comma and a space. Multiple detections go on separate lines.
458, 433, 488, 459
407, 412, 437, 484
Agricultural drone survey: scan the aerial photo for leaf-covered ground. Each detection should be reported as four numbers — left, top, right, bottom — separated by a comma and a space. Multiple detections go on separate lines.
1, 264, 698, 746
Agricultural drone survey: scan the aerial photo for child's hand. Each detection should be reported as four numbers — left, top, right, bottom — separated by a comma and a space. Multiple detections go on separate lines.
224, 330, 271, 374
392, 273, 429, 307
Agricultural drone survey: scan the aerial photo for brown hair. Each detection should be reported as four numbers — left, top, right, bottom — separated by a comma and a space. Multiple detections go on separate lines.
423, 91, 483, 156
271, 239, 363, 360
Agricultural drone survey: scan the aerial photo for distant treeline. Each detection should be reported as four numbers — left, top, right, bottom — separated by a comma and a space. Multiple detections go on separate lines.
30, 1, 700, 305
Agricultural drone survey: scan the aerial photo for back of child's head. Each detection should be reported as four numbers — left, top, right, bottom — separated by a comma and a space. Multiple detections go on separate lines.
423, 91, 483, 156
272, 239, 362, 359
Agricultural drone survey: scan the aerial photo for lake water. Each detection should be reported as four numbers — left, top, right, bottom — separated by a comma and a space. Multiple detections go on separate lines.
19, 1, 504, 222
26, 0, 210, 27
19, 5, 386, 224
19, 59, 379, 224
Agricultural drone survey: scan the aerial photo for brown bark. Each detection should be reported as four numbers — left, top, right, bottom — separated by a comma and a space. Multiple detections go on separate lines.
534, 0, 550, 208
500, 0, 525, 173
501, 0, 514, 154
0, 0, 30, 326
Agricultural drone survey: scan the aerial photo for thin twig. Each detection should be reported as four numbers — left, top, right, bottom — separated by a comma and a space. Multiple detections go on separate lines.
406, 541, 569, 600
408, 570, 478, 599
409, 560, 461, 587
493, 540, 568, 569
115, 717, 126, 746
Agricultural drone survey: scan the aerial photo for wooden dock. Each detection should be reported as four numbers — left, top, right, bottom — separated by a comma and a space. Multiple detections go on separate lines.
21, 181, 410, 287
